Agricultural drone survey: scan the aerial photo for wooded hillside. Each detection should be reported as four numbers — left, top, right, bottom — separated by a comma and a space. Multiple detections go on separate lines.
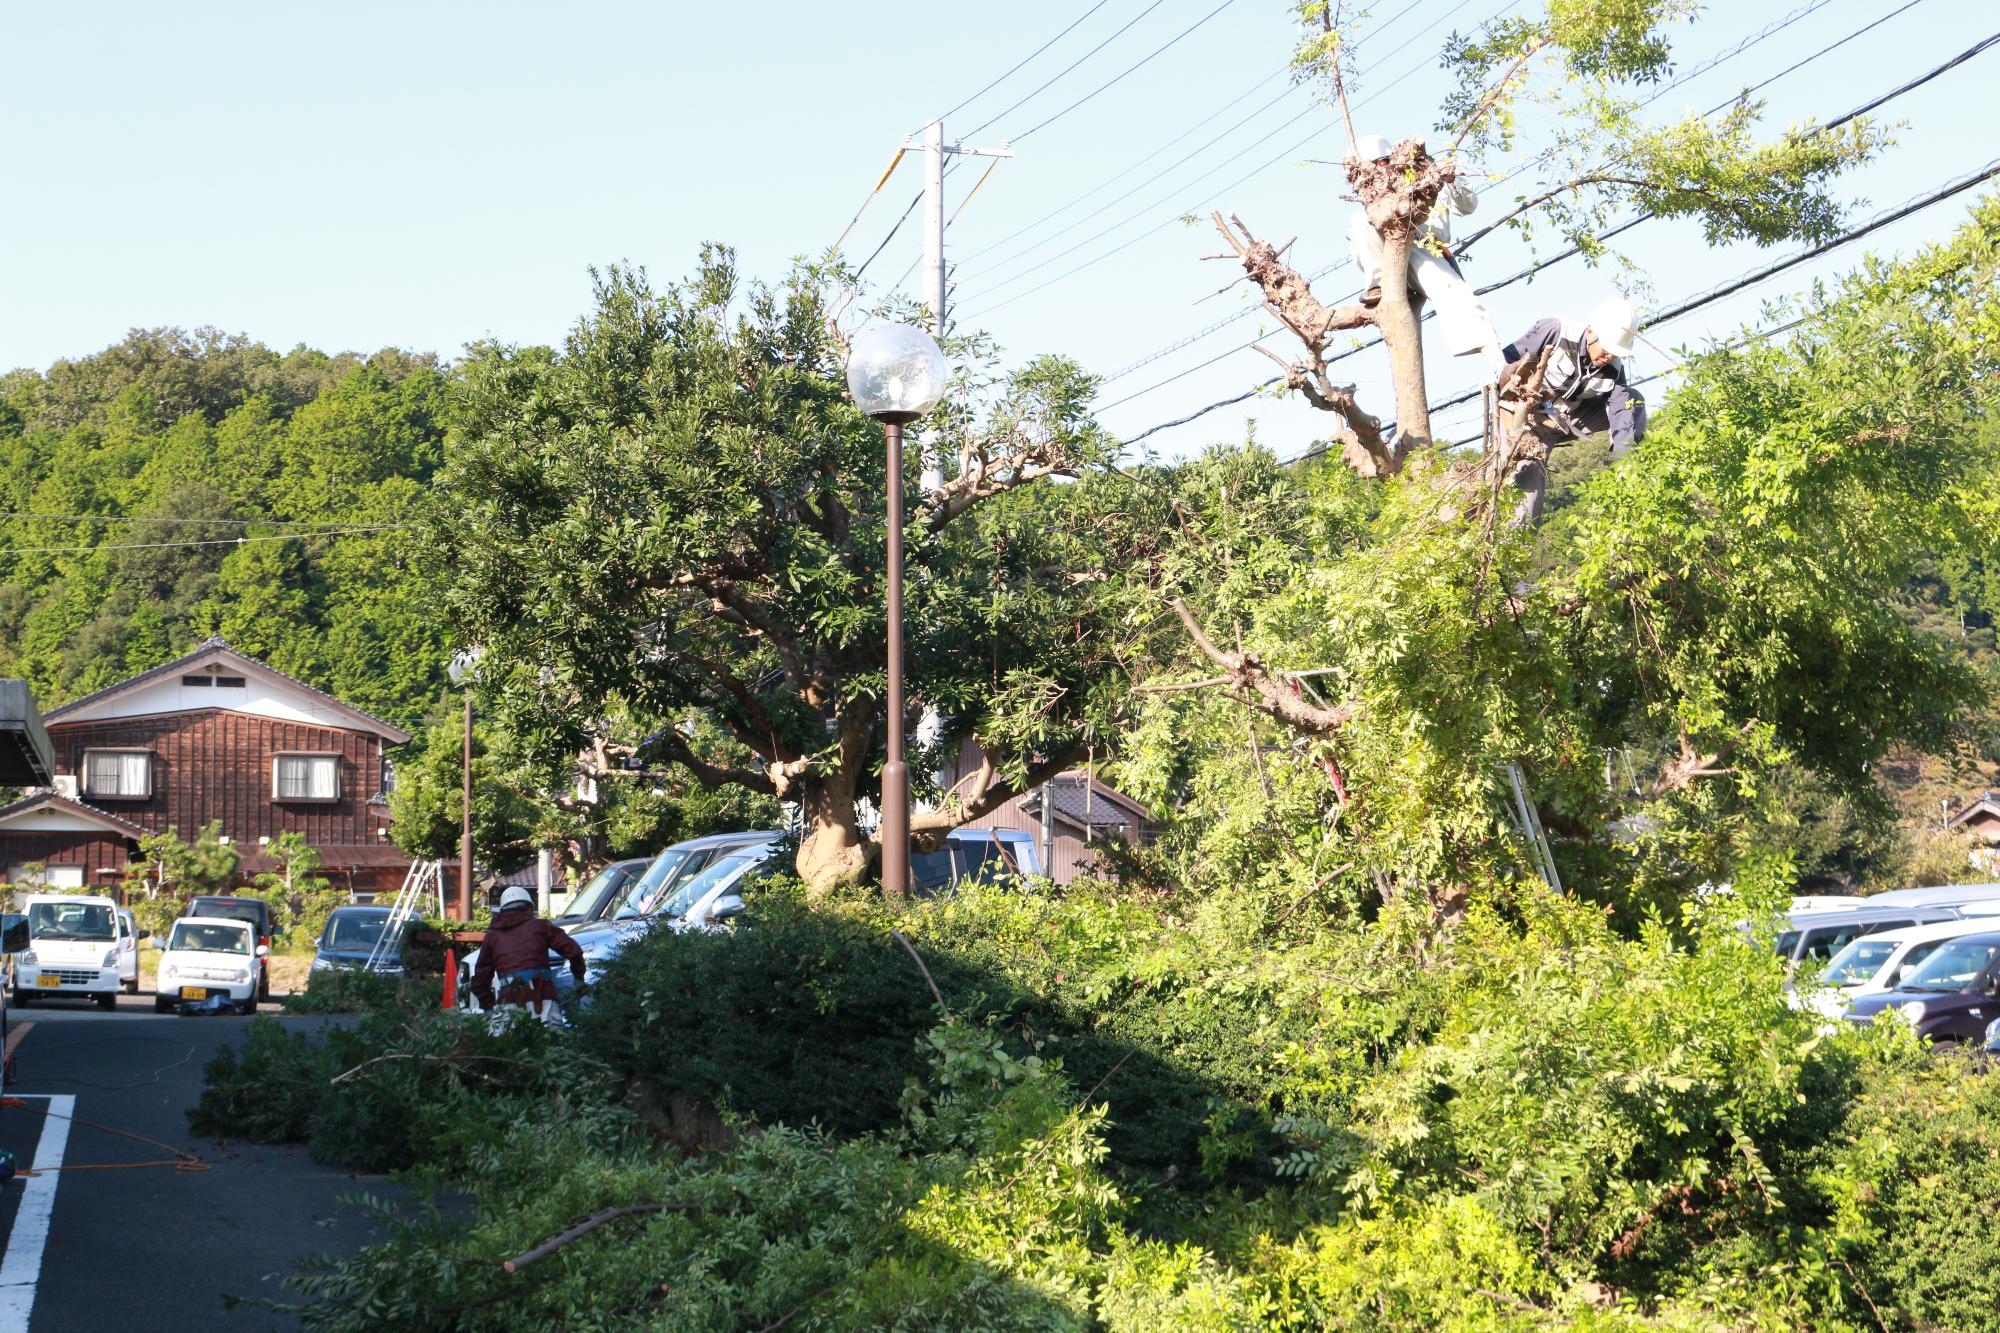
0, 328, 449, 731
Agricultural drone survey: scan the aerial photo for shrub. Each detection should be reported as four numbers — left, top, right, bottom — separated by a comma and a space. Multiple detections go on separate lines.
1814, 1056, 2000, 1331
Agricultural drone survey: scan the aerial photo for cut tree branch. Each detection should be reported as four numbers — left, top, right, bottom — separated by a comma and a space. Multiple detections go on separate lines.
1163, 598, 1357, 735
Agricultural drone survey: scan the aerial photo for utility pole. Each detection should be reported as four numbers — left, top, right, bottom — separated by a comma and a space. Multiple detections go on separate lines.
903, 119, 1012, 489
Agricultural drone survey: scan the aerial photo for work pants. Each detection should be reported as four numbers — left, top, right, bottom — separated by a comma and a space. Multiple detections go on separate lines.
1507, 389, 1649, 526
1348, 214, 1505, 371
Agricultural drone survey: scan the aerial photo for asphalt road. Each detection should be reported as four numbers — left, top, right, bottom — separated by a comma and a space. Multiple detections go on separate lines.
0, 993, 398, 1331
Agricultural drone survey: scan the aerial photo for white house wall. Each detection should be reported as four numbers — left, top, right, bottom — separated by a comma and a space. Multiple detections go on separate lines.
54, 673, 353, 729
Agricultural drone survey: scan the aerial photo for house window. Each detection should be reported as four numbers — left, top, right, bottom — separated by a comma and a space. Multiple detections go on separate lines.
181, 675, 212, 688
8, 864, 85, 889
273, 753, 340, 802
82, 749, 152, 799
213, 675, 246, 689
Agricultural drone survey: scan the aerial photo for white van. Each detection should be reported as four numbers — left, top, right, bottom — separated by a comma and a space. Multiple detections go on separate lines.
13, 894, 133, 1009
1797, 916, 2000, 1019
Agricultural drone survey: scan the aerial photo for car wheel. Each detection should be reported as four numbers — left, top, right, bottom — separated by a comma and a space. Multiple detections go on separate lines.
123, 976, 138, 995
12, 987, 29, 1009
95, 991, 117, 1010
153, 996, 173, 1014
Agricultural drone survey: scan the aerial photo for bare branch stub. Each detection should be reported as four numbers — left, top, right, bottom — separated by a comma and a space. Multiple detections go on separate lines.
1164, 598, 1357, 736
1210, 211, 1398, 476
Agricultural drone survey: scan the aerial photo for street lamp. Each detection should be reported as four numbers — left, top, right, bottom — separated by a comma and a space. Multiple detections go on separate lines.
846, 324, 947, 896
446, 647, 484, 922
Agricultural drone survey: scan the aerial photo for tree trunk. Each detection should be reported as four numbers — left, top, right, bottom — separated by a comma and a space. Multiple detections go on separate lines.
1374, 226, 1431, 448
792, 776, 870, 897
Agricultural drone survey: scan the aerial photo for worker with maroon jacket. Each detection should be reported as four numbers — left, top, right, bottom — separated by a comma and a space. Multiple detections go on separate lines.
471, 886, 585, 1021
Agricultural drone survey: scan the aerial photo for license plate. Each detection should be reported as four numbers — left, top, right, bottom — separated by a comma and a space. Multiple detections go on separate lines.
34, 976, 60, 988
180, 987, 208, 1000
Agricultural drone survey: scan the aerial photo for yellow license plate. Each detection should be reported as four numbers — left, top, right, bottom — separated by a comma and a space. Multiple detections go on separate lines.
34, 976, 60, 988
180, 987, 208, 1000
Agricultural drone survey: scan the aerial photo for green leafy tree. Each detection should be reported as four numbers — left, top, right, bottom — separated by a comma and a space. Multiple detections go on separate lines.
426, 253, 1122, 892
250, 831, 346, 951
1114, 202, 2000, 922
122, 820, 242, 933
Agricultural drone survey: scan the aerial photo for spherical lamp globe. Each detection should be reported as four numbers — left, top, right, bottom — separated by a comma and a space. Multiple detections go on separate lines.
846, 325, 947, 425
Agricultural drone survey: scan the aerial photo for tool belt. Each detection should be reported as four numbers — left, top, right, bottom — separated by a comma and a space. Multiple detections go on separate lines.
495, 966, 561, 1008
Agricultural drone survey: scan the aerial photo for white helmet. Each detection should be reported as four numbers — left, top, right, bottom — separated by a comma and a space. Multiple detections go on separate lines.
498, 886, 535, 912
1351, 133, 1393, 162
1587, 296, 1639, 358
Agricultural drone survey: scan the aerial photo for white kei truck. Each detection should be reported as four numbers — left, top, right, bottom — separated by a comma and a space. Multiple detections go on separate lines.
11, 894, 143, 1010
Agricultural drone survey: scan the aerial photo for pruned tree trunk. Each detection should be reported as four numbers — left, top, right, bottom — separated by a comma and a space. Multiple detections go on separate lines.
1371, 225, 1431, 447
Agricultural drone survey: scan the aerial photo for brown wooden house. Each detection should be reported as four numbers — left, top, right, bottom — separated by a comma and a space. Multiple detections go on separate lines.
0, 638, 412, 896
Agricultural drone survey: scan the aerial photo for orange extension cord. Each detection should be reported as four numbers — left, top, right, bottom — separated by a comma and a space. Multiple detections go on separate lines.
1, 1096, 209, 1175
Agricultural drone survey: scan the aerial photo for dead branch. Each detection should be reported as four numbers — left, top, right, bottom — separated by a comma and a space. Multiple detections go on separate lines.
890, 930, 949, 1010
1163, 598, 1357, 735
502, 1203, 701, 1273
1646, 722, 1758, 799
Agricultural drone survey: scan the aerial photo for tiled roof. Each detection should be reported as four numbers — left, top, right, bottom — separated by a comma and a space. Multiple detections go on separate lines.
1033, 779, 1137, 831
0, 789, 152, 838
42, 637, 410, 744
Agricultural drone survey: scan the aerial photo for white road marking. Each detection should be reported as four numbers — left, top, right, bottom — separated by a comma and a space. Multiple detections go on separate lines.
0, 1093, 75, 1330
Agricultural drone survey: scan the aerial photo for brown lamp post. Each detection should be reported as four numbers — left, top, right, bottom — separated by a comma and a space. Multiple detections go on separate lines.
446, 647, 484, 922
845, 324, 947, 896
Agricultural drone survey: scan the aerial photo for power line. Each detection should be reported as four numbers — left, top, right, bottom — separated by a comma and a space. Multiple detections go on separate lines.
1103, 15, 1994, 418
964, 0, 1176, 139
968, 0, 1494, 290
0, 511, 408, 529
1011, 0, 1241, 143
960, 63, 1288, 266
957, 0, 1518, 319
938, 0, 1117, 124
1, 526, 404, 556
1101, 0, 1919, 392
1267, 158, 2000, 464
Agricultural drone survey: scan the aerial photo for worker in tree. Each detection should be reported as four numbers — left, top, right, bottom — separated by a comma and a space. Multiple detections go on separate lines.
471, 886, 586, 1026
1346, 133, 1506, 373
1495, 296, 1649, 523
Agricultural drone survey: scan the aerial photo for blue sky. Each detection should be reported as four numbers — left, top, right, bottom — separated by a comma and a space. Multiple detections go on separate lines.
3, 0, 1993, 460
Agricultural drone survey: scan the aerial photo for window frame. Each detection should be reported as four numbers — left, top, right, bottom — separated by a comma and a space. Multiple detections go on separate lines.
80, 747, 154, 800
271, 751, 342, 803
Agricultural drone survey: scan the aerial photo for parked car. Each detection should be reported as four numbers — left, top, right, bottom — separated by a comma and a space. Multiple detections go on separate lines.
1841, 930, 2000, 1046
154, 916, 267, 1014
311, 905, 401, 975
183, 895, 276, 1000
604, 831, 784, 922
12, 894, 133, 1009
910, 827, 1042, 896
1776, 904, 1974, 971
1854, 881, 2000, 910
1, 911, 28, 1082
1796, 917, 2000, 1019
116, 907, 141, 993
552, 857, 650, 927
1986, 1014, 2000, 1055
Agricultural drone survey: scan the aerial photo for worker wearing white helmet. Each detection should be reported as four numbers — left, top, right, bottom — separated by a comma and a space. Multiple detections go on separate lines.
1494, 296, 1650, 522
1345, 133, 1506, 372
471, 883, 586, 1022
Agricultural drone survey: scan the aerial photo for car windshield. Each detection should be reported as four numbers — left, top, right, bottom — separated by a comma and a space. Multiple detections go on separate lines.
1820, 938, 1898, 987
192, 900, 265, 930
28, 901, 117, 942
612, 848, 695, 921
322, 912, 390, 953
564, 863, 635, 920
657, 850, 766, 920
170, 921, 251, 954
1898, 938, 2000, 992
